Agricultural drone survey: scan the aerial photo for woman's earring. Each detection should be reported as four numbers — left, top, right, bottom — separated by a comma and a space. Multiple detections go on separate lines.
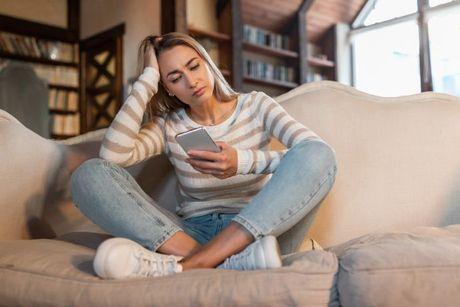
168, 92, 174, 97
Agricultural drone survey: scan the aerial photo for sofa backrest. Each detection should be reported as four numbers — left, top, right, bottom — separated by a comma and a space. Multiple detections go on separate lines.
275, 81, 460, 247
2, 81, 460, 247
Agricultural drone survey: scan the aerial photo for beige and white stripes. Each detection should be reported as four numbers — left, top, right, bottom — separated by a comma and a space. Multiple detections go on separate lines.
235, 91, 320, 174
100, 67, 165, 167
99, 66, 324, 218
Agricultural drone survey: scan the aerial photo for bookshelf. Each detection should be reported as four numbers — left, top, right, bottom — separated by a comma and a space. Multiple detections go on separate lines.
236, 0, 338, 93
163, 0, 336, 97
0, 11, 81, 140
188, 25, 232, 78
0, 7, 124, 140
305, 24, 337, 82
241, 23, 299, 95
242, 41, 299, 59
161, 0, 235, 87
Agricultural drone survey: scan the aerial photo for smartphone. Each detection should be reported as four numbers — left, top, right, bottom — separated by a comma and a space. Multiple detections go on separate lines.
175, 127, 221, 155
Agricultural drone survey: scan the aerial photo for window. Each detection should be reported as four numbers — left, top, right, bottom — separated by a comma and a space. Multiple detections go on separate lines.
429, 0, 454, 7
364, 0, 417, 26
428, 8, 460, 96
352, 0, 460, 96
353, 21, 421, 96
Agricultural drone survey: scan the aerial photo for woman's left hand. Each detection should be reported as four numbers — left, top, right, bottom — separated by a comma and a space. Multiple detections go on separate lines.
185, 141, 237, 179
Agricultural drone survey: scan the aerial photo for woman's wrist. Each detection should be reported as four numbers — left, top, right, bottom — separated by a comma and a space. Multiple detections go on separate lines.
236, 149, 252, 175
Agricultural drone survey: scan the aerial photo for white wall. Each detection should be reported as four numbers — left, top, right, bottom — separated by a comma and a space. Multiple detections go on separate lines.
0, 0, 67, 28
80, 0, 161, 94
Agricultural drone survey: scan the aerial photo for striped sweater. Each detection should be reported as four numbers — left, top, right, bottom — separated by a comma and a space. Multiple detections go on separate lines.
99, 66, 324, 218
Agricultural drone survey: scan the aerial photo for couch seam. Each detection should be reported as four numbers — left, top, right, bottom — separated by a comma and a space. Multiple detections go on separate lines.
339, 264, 460, 274
0, 266, 338, 285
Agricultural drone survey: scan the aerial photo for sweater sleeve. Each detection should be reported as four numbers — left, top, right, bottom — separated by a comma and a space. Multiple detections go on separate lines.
99, 66, 166, 167
235, 92, 322, 175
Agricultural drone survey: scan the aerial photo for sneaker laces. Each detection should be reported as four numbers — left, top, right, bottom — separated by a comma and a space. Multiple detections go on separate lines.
133, 248, 182, 277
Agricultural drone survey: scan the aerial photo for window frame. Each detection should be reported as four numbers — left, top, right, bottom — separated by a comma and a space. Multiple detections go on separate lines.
350, 0, 460, 92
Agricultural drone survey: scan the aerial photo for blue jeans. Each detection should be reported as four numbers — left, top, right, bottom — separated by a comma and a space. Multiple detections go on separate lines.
70, 139, 337, 255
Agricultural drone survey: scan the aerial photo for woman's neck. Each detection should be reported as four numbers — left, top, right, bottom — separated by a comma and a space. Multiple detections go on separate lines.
186, 96, 237, 126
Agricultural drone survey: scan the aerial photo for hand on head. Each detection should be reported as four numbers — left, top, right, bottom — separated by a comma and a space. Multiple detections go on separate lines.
143, 36, 160, 71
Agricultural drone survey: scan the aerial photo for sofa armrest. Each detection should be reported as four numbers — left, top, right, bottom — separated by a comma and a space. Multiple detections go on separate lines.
0, 109, 64, 239
1, 108, 181, 241
55, 128, 106, 175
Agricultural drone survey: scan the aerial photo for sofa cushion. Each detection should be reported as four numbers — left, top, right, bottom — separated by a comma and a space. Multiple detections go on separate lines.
329, 224, 460, 307
0, 238, 339, 306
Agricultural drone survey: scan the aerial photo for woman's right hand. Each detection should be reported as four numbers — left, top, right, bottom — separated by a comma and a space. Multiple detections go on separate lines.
144, 43, 159, 71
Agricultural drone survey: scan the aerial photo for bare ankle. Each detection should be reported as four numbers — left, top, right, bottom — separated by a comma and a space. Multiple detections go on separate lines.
179, 255, 215, 271
157, 231, 202, 258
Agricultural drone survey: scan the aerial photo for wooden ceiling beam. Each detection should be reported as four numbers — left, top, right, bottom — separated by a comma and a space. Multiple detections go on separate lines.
299, 0, 315, 13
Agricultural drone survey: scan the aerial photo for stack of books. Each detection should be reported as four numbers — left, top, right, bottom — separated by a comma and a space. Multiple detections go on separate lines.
34, 64, 78, 86
0, 32, 77, 62
243, 24, 290, 50
49, 113, 80, 136
244, 59, 295, 83
48, 89, 78, 111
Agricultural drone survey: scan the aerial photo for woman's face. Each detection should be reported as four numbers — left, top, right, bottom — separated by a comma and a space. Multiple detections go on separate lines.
158, 45, 215, 107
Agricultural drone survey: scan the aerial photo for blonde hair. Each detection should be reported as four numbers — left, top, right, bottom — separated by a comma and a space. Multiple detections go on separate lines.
137, 32, 239, 120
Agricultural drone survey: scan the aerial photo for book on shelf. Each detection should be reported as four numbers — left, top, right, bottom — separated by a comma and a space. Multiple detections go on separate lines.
33, 64, 78, 86
243, 24, 290, 50
0, 31, 77, 62
244, 58, 295, 83
68, 92, 78, 110
48, 89, 79, 111
50, 113, 79, 135
307, 72, 326, 82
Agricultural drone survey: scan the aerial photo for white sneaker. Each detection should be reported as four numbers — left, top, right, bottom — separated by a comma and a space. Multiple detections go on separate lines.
217, 236, 282, 270
93, 237, 183, 279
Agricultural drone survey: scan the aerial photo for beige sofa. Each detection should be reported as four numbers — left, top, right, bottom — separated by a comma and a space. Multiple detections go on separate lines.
1, 81, 460, 306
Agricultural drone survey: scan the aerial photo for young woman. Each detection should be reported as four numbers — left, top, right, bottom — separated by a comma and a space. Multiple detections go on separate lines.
70, 32, 338, 279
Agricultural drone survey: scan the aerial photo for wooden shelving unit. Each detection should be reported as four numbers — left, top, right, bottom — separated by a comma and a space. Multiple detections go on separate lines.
304, 17, 338, 82
162, 0, 235, 86
162, 0, 236, 88
0, 4, 125, 139
48, 108, 79, 115
50, 133, 76, 140
187, 26, 233, 81
242, 42, 299, 59
188, 26, 231, 42
0, 6, 81, 140
0, 51, 78, 68
162, 0, 338, 95
243, 76, 298, 89
307, 56, 335, 68
48, 84, 79, 92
